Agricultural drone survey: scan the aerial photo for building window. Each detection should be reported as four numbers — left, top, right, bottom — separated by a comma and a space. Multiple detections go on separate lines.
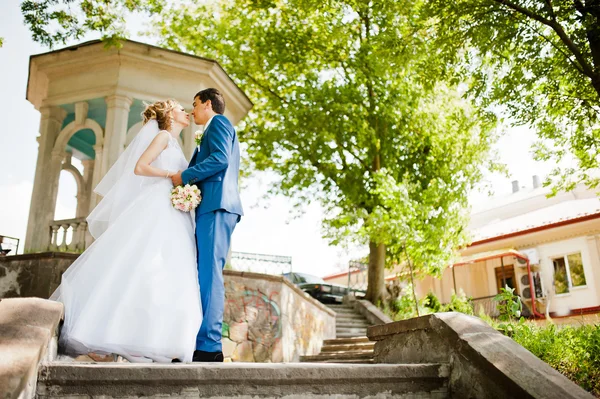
552, 253, 587, 294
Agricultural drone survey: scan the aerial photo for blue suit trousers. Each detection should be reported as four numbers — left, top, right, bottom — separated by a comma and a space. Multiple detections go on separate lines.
195, 210, 240, 352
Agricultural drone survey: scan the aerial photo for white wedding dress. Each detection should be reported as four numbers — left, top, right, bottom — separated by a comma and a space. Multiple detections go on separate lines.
52, 120, 202, 363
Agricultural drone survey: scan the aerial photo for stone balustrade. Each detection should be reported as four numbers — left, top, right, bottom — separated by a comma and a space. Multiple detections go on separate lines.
48, 218, 89, 252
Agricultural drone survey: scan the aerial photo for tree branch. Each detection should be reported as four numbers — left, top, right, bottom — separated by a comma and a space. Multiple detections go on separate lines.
518, 17, 585, 74
543, 0, 556, 19
494, 0, 595, 79
245, 73, 289, 104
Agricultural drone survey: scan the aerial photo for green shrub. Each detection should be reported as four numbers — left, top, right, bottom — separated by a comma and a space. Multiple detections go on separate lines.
423, 291, 442, 312
494, 285, 522, 322
382, 287, 472, 321
440, 289, 474, 315
486, 319, 600, 396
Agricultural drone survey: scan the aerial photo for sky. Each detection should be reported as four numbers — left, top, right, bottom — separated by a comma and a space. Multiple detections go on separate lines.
0, 0, 560, 277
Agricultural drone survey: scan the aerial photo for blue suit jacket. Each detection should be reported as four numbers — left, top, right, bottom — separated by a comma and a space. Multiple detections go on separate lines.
181, 115, 243, 217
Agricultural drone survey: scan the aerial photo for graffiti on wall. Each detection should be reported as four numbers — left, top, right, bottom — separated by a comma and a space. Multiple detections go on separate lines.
223, 279, 282, 362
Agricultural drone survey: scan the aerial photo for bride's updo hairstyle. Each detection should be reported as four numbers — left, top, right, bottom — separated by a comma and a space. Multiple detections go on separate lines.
142, 99, 178, 131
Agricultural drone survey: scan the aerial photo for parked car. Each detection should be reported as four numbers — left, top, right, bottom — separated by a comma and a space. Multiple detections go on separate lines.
283, 272, 366, 304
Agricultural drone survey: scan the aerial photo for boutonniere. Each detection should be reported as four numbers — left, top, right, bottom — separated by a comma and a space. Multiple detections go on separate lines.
194, 130, 204, 151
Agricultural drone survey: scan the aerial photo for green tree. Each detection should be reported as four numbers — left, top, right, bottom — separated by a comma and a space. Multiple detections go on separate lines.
21, 0, 499, 303
426, 0, 600, 194
154, 0, 498, 302
20, 0, 163, 48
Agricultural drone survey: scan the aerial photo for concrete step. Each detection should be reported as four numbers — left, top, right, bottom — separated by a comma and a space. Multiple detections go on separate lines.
327, 306, 355, 312
306, 358, 376, 364
300, 350, 375, 362
337, 333, 368, 339
324, 336, 370, 345
336, 321, 371, 328
335, 314, 367, 320
321, 342, 375, 352
335, 327, 367, 337
37, 362, 450, 398
328, 307, 357, 313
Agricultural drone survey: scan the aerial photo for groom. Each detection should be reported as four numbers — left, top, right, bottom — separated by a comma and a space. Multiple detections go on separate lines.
171, 88, 243, 362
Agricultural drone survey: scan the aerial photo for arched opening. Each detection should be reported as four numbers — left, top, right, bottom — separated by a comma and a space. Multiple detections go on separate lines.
54, 166, 78, 246
67, 128, 96, 160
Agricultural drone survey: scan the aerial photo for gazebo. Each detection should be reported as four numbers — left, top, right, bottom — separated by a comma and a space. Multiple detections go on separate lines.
24, 39, 252, 252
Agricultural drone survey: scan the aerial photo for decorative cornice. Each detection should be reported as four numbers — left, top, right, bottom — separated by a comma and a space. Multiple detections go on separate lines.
105, 95, 133, 110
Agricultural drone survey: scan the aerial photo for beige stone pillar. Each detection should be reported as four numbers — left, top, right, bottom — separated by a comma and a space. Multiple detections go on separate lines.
103, 95, 132, 175
25, 106, 67, 252
88, 144, 105, 212
46, 148, 67, 223
183, 116, 199, 160
77, 159, 95, 218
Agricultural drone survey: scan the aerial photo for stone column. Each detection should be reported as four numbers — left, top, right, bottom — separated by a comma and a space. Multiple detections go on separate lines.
183, 117, 198, 160
88, 145, 104, 213
25, 106, 67, 252
103, 95, 132, 175
45, 148, 67, 229
587, 236, 600, 304
77, 159, 95, 218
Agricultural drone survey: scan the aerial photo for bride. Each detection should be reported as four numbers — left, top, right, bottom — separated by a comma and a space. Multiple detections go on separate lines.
51, 99, 202, 363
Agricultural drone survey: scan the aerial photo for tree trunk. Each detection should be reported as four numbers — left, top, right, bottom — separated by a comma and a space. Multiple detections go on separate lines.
366, 241, 386, 305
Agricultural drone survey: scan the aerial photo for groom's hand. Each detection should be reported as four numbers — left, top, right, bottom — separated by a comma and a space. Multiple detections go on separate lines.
171, 170, 183, 186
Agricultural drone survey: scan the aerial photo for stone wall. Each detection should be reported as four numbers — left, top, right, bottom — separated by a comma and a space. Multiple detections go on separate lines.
223, 270, 335, 362
0, 253, 335, 363
0, 253, 78, 298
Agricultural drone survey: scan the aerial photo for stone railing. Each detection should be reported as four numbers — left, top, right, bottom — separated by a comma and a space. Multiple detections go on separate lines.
368, 313, 594, 399
0, 298, 63, 399
48, 218, 89, 252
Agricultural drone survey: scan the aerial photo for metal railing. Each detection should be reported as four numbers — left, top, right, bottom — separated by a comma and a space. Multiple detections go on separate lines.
0, 235, 20, 256
347, 260, 368, 291
471, 295, 499, 317
229, 251, 292, 276
471, 294, 533, 318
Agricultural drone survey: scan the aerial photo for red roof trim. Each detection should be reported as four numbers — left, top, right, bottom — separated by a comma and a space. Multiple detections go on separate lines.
323, 271, 351, 280
469, 212, 600, 247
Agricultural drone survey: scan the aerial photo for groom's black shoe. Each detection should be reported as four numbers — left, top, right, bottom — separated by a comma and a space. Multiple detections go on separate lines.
192, 350, 224, 362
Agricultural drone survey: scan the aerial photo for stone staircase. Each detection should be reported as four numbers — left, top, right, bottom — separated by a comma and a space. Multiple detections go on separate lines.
328, 303, 371, 338
36, 361, 451, 398
300, 303, 376, 364
5, 298, 595, 399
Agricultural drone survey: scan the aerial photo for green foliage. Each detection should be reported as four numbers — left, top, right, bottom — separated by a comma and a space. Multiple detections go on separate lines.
494, 285, 523, 322
384, 287, 473, 321
423, 291, 442, 313
384, 284, 424, 321
152, 0, 500, 300
0, 37, 3, 47
20, 0, 164, 48
485, 319, 600, 396
443, 289, 474, 315
425, 0, 600, 194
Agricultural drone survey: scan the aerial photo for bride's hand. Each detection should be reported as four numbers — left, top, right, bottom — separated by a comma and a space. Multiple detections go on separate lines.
171, 171, 183, 186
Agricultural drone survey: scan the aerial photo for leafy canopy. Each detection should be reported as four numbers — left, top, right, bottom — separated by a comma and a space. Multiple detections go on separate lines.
153, 0, 499, 276
425, 0, 600, 194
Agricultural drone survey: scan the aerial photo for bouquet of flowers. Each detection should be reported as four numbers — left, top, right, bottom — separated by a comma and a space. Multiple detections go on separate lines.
170, 184, 202, 212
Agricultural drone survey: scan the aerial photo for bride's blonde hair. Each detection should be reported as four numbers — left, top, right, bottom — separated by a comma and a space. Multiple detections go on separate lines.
142, 99, 179, 131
